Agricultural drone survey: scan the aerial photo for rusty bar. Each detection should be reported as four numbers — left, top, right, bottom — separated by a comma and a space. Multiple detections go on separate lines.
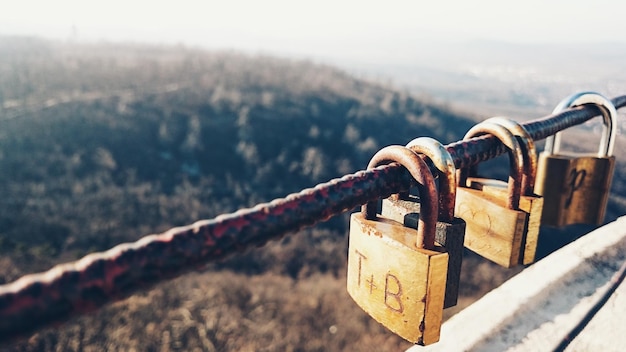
363, 146, 438, 249
0, 95, 624, 342
0, 166, 414, 342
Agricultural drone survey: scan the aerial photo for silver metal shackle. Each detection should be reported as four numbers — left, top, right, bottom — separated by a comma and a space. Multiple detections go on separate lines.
544, 91, 617, 157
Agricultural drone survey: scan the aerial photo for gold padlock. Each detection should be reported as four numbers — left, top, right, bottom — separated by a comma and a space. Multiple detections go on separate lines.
347, 145, 448, 345
465, 117, 544, 265
381, 137, 465, 308
535, 92, 617, 227
455, 122, 528, 268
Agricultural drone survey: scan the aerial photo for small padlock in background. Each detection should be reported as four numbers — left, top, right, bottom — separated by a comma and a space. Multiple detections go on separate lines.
455, 122, 527, 268
381, 137, 465, 308
535, 91, 617, 227
347, 145, 448, 345
466, 117, 543, 265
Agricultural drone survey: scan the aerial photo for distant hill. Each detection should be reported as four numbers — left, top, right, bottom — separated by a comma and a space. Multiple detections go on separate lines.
0, 37, 476, 262
0, 37, 624, 351
339, 40, 626, 119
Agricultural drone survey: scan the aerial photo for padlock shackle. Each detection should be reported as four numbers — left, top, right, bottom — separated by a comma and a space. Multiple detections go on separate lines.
544, 91, 618, 157
460, 122, 524, 210
363, 146, 438, 250
483, 117, 537, 196
406, 137, 457, 222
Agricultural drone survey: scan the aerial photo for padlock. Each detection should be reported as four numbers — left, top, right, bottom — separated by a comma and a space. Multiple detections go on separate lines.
454, 122, 528, 268
380, 137, 465, 308
465, 117, 544, 265
535, 92, 617, 227
347, 145, 448, 345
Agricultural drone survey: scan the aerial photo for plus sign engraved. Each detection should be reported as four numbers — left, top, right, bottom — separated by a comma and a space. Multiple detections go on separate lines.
366, 274, 377, 294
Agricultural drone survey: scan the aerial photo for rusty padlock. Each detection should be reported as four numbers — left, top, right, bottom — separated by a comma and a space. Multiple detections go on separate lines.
455, 122, 527, 268
380, 137, 465, 308
465, 117, 544, 265
347, 145, 448, 345
535, 92, 617, 227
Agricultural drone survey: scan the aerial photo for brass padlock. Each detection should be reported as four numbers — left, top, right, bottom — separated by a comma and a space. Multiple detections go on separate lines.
465, 117, 544, 265
347, 145, 448, 345
455, 122, 528, 268
381, 137, 465, 308
535, 92, 617, 227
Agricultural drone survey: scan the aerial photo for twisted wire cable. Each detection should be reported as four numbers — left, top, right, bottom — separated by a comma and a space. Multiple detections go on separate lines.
1, 95, 625, 342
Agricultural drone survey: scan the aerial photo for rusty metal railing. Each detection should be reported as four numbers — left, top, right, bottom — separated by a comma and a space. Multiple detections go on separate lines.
1, 95, 625, 342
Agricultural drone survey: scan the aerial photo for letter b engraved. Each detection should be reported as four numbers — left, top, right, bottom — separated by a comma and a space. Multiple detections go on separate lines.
384, 273, 404, 313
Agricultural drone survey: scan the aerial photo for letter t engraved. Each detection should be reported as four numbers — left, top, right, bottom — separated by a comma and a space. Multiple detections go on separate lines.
384, 273, 404, 313
354, 249, 367, 287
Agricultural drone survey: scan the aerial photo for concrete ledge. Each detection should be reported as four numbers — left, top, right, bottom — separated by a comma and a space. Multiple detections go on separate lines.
408, 216, 626, 352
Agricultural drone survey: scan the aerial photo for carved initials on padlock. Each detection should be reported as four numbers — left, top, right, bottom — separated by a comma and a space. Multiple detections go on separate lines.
565, 168, 586, 208
347, 146, 448, 345
535, 92, 617, 227
352, 250, 406, 312
381, 137, 465, 308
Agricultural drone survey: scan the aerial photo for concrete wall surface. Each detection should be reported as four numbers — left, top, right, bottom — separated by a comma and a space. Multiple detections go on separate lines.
407, 216, 626, 352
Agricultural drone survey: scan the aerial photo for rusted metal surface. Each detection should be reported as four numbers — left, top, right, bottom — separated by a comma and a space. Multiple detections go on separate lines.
445, 94, 626, 170
482, 117, 537, 196
0, 95, 625, 342
380, 138, 466, 308
0, 165, 413, 342
546, 92, 618, 156
363, 145, 438, 249
406, 137, 457, 222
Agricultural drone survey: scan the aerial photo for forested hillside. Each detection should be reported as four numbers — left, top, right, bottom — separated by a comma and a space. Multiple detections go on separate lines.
1, 37, 624, 351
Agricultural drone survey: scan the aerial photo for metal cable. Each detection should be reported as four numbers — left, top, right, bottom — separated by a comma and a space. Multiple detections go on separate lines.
1, 95, 625, 342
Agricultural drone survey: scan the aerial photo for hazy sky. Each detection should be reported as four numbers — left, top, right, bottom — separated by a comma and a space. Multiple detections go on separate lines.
2, 0, 625, 61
